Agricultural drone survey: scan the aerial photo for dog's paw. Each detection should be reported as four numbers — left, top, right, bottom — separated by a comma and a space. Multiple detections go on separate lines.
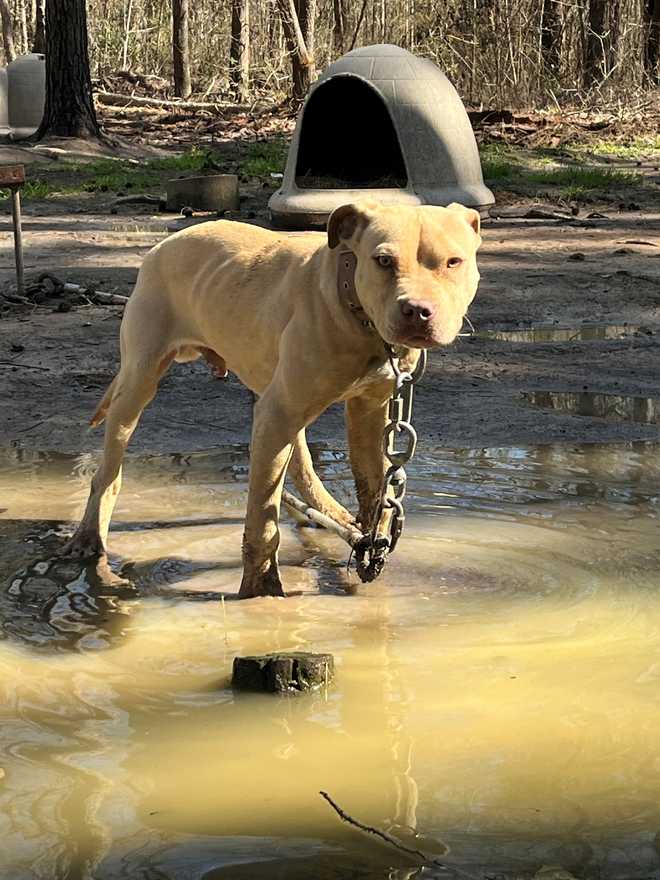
59, 529, 106, 561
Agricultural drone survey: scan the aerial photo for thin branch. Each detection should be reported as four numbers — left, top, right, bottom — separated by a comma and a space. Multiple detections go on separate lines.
319, 790, 476, 880
349, 0, 369, 50
320, 790, 432, 862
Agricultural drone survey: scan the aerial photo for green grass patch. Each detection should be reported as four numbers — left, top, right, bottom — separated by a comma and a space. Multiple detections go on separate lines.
23, 179, 57, 199
239, 140, 287, 176
78, 146, 222, 193
523, 166, 642, 188
572, 135, 660, 159
479, 142, 644, 194
480, 158, 518, 179
0, 179, 63, 200
12, 141, 290, 202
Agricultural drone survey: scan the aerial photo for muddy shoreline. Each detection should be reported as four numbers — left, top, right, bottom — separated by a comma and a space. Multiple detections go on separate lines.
1, 207, 659, 456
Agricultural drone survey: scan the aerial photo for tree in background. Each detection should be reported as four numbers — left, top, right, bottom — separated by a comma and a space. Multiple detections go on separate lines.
647, 0, 660, 81
584, 0, 608, 87
172, 0, 191, 98
229, 0, 250, 102
540, 0, 561, 76
66, 0, 657, 110
0, 0, 16, 62
276, 0, 316, 101
332, 0, 348, 55
33, 0, 46, 54
13, 0, 26, 53
34, 0, 103, 140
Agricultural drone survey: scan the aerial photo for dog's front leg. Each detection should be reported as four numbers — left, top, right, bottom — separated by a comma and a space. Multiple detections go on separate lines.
345, 393, 390, 530
239, 390, 306, 599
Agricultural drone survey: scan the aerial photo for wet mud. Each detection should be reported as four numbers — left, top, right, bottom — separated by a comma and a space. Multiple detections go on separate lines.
1, 210, 659, 452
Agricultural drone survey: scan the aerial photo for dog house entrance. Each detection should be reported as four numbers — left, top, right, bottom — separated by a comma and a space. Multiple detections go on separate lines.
295, 76, 408, 190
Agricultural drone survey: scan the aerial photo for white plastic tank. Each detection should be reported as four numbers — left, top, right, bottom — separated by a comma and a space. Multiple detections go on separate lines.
8, 53, 45, 139
0, 66, 10, 136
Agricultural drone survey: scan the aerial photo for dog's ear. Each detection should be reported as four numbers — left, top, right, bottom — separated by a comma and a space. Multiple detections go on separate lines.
327, 204, 360, 249
327, 202, 375, 249
446, 202, 481, 236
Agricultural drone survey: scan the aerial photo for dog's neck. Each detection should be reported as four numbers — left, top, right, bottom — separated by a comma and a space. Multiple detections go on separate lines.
337, 250, 374, 331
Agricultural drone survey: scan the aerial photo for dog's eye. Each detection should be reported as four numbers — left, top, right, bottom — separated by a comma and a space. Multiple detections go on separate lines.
375, 254, 393, 269
447, 257, 463, 269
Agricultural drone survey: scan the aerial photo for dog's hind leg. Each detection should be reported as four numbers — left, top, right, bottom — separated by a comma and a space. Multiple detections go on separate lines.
62, 352, 173, 560
288, 429, 355, 529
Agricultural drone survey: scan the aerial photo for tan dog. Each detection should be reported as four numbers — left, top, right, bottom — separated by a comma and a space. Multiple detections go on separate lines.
63, 200, 481, 598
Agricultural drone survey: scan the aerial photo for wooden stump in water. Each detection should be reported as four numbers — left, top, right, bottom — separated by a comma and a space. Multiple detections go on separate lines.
232, 652, 334, 694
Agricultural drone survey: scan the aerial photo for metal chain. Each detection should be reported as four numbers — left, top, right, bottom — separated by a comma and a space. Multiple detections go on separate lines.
354, 347, 427, 582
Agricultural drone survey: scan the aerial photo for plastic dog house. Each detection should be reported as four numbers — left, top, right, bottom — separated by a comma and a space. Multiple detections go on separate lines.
269, 43, 494, 229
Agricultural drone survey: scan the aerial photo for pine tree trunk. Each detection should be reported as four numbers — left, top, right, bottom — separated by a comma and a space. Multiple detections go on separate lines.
34, 0, 103, 141
172, 0, 191, 98
0, 0, 16, 62
277, 0, 316, 102
229, 0, 250, 102
33, 0, 46, 54
584, 0, 607, 86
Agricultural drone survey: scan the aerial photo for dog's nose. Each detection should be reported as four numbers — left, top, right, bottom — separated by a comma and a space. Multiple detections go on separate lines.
400, 300, 435, 322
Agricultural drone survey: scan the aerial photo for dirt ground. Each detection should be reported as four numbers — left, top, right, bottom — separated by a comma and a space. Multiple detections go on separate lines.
1, 173, 659, 457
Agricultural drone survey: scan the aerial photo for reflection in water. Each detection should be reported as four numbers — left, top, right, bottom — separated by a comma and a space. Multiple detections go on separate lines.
523, 391, 660, 425
477, 324, 645, 343
1, 443, 660, 877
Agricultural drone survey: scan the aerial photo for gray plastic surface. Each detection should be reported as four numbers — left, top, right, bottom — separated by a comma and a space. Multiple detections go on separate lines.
0, 54, 46, 141
270, 44, 494, 229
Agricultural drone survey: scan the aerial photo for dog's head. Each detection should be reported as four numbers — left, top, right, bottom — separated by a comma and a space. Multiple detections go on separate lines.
328, 200, 481, 348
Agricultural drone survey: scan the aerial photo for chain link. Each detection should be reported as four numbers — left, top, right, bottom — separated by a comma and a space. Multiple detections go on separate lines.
354, 347, 427, 582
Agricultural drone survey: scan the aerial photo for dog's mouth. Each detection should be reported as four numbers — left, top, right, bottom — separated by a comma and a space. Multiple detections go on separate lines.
397, 333, 438, 349
388, 325, 458, 349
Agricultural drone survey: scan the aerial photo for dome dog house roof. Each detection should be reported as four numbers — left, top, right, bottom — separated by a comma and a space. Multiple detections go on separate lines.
269, 43, 494, 230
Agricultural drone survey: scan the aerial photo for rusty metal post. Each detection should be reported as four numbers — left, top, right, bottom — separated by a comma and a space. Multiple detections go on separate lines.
10, 187, 24, 297
0, 165, 26, 297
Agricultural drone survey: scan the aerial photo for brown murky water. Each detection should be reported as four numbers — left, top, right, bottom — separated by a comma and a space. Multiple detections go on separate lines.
523, 391, 660, 425
476, 324, 646, 343
2, 442, 660, 879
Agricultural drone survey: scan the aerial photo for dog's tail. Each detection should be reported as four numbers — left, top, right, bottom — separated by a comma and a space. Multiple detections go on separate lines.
90, 375, 118, 428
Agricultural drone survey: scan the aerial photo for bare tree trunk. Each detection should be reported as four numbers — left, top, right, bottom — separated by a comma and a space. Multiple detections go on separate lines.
276, 0, 316, 102
608, 0, 621, 71
0, 0, 16, 61
172, 0, 191, 98
647, 0, 660, 81
34, 0, 103, 140
541, 0, 561, 74
229, 0, 250, 102
121, 0, 134, 69
584, 0, 608, 86
16, 0, 28, 54
332, 0, 346, 55
33, 0, 45, 53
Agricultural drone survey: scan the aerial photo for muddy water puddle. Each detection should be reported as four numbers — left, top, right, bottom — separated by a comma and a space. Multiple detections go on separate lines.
2, 442, 660, 878
523, 391, 660, 425
476, 324, 647, 343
